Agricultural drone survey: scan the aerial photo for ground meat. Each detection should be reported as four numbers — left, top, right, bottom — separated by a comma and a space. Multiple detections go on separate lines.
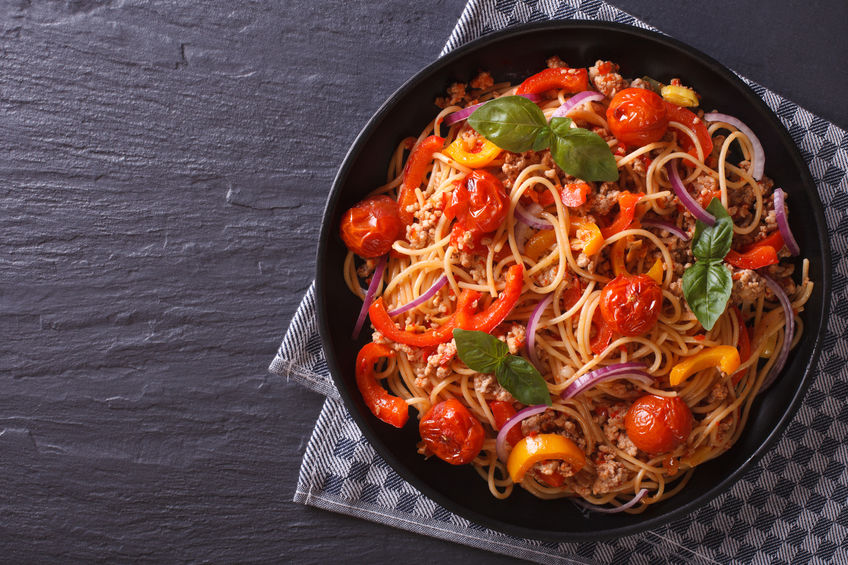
356, 258, 376, 279
707, 382, 729, 404
588, 60, 629, 99
435, 71, 496, 109
458, 250, 487, 285
592, 459, 632, 495
422, 340, 457, 383
546, 55, 569, 68
473, 373, 513, 402
602, 403, 630, 445
501, 150, 544, 189
730, 268, 768, 304
617, 433, 639, 457
629, 77, 651, 90
469, 71, 494, 91
405, 193, 444, 249
536, 265, 559, 286
692, 173, 718, 198
585, 182, 621, 216
521, 411, 587, 450
502, 323, 526, 355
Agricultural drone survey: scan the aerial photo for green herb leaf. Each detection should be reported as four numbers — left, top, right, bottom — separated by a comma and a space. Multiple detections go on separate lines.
467, 96, 548, 153
452, 329, 551, 406
549, 120, 619, 182
692, 198, 733, 260
495, 355, 552, 406
641, 76, 664, 94
531, 126, 552, 151
453, 329, 508, 374
682, 260, 732, 331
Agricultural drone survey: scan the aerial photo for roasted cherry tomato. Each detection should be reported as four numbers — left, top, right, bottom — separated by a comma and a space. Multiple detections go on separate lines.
606, 88, 669, 147
419, 398, 485, 465
665, 102, 713, 161
560, 181, 591, 208
599, 274, 662, 337
339, 195, 403, 258
489, 401, 523, 446
625, 394, 693, 455
446, 170, 508, 233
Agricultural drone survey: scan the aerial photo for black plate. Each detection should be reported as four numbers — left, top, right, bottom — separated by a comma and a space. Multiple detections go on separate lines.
315, 21, 831, 540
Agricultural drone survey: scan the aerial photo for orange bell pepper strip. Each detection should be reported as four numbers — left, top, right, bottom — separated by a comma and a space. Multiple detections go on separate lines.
740, 230, 785, 254
489, 401, 524, 447
506, 433, 586, 483
515, 67, 589, 96
524, 230, 558, 261
560, 181, 591, 208
601, 192, 644, 239
646, 258, 664, 284
669, 345, 741, 386
611, 237, 629, 276
397, 135, 445, 224
665, 102, 713, 161
725, 246, 779, 270
571, 219, 604, 256
466, 264, 524, 333
443, 136, 502, 168
731, 306, 751, 384
355, 342, 409, 428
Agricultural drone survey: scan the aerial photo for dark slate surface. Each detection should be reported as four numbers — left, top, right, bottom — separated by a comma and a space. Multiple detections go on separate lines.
1, 1, 845, 562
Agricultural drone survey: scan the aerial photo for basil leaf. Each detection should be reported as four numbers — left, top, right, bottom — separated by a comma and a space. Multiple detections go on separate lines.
495, 355, 552, 406
531, 126, 552, 151
682, 260, 732, 330
692, 198, 733, 260
467, 96, 548, 153
549, 123, 619, 182
453, 329, 508, 374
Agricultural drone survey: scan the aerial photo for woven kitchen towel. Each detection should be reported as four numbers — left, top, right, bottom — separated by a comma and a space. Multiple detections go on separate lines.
271, 1, 848, 562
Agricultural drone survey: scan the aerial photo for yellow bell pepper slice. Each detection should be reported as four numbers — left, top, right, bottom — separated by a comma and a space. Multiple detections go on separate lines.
669, 345, 740, 386
661, 84, 699, 108
611, 237, 629, 276
506, 433, 586, 483
443, 136, 502, 168
570, 218, 604, 257
524, 229, 557, 262
646, 258, 663, 284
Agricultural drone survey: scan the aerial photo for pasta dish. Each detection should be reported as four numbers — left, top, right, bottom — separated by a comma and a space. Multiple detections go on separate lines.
337, 58, 812, 513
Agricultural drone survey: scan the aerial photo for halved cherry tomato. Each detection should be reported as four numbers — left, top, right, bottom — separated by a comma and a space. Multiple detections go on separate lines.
515, 67, 589, 96
599, 274, 662, 337
590, 309, 614, 355
725, 246, 779, 270
446, 170, 508, 233
606, 88, 669, 147
355, 343, 409, 428
625, 394, 692, 455
665, 102, 713, 161
489, 401, 523, 446
398, 135, 445, 224
419, 398, 484, 465
560, 181, 591, 208
340, 195, 404, 258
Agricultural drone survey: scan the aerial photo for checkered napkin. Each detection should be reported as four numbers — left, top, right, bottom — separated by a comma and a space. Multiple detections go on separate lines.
270, 1, 848, 562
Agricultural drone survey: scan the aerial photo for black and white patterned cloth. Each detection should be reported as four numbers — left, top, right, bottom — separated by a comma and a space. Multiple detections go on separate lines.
270, 1, 848, 562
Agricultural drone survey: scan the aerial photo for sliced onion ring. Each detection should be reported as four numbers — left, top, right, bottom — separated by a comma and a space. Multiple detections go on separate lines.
527, 294, 554, 369
352, 255, 387, 339
551, 91, 605, 118
443, 93, 543, 126
773, 188, 800, 256
561, 362, 652, 400
639, 220, 690, 242
667, 161, 715, 226
574, 488, 649, 514
514, 203, 553, 230
495, 404, 547, 463
703, 112, 764, 180
759, 273, 795, 391
387, 275, 448, 316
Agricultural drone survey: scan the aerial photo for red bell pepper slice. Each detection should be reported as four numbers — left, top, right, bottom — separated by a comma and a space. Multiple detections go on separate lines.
560, 181, 591, 208
515, 67, 589, 96
489, 401, 524, 446
465, 264, 524, 333
369, 298, 458, 347
665, 103, 713, 161
725, 246, 779, 270
398, 135, 445, 224
740, 230, 785, 254
590, 309, 614, 355
600, 192, 644, 239
356, 342, 409, 428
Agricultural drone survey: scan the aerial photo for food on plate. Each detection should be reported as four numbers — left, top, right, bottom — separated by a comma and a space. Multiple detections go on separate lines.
339, 59, 813, 513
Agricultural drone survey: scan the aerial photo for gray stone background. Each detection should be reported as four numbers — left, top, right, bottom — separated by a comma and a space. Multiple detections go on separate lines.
2, 0, 845, 562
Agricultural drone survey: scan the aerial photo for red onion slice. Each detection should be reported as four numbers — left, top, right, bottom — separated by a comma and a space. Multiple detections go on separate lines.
443, 93, 543, 126
514, 203, 553, 230
387, 275, 448, 316
640, 220, 690, 242
773, 188, 800, 256
551, 91, 605, 118
495, 404, 548, 463
352, 255, 387, 339
561, 362, 652, 400
667, 161, 715, 226
759, 273, 795, 391
527, 294, 554, 369
703, 112, 764, 180
574, 488, 649, 514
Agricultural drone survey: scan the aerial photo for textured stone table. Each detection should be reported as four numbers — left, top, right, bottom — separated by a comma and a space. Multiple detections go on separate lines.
2, 1, 845, 562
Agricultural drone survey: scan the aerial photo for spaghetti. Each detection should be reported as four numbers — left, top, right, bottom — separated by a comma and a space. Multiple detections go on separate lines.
338, 59, 813, 512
